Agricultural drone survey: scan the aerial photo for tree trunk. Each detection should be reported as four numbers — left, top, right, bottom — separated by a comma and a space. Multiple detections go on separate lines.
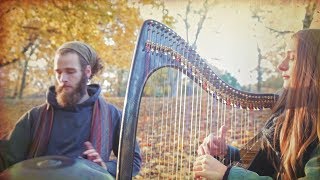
256, 44, 263, 92
12, 62, 22, 99
116, 69, 126, 97
18, 40, 37, 99
18, 59, 29, 99
168, 69, 178, 97
303, 1, 317, 29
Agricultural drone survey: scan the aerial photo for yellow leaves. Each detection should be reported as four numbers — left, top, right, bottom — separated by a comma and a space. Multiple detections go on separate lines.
139, 0, 155, 5
0, 0, 175, 97
162, 14, 176, 28
0, 0, 142, 67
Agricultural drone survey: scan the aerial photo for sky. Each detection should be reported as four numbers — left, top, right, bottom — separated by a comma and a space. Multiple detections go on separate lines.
139, 0, 320, 86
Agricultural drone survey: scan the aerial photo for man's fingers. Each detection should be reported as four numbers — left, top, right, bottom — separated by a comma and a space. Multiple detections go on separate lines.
93, 158, 103, 163
86, 152, 100, 157
93, 159, 107, 169
83, 149, 96, 155
84, 141, 94, 150
82, 142, 107, 170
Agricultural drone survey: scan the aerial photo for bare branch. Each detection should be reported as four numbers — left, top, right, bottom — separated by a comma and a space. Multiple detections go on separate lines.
0, 59, 20, 68
180, 0, 192, 43
0, 40, 34, 67
265, 26, 294, 37
191, 0, 209, 49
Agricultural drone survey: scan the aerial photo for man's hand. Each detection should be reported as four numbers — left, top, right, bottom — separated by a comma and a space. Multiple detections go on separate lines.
197, 125, 228, 157
83, 141, 107, 169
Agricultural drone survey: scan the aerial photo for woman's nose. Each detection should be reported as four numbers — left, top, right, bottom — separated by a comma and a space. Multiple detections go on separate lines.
277, 59, 289, 72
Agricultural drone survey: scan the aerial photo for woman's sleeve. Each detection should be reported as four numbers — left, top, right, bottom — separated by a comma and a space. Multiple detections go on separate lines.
227, 166, 273, 180
299, 145, 320, 179
226, 145, 320, 180
224, 145, 241, 165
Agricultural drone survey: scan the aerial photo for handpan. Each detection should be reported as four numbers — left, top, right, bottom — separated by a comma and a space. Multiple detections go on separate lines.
0, 156, 114, 180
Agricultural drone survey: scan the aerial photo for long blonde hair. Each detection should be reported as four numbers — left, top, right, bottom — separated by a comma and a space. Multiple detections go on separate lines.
272, 29, 320, 179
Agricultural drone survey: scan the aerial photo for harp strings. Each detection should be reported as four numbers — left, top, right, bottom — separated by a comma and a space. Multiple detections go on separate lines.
137, 69, 270, 179
135, 26, 270, 179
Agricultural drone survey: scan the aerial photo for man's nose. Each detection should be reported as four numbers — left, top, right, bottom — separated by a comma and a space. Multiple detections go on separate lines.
59, 73, 68, 82
277, 59, 289, 72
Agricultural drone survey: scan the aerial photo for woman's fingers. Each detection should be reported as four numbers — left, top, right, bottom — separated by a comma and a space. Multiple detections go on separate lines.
218, 125, 228, 141
193, 155, 227, 180
193, 158, 203, 167
197, 144, 205, 155
193, 157, 210, 179
193, 160, 206, 173
198, 143, 214, 156
193, 164, 200, 171
195, 154, 210, 162
194, 171, 207, 179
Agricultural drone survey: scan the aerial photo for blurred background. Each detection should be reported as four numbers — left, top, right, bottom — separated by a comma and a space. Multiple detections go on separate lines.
0, 0, 319, 136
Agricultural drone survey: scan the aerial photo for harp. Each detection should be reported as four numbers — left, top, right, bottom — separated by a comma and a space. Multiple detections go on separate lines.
116, 20, 278, 179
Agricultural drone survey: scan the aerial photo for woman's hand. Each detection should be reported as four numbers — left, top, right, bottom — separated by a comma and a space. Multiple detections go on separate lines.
193, 154, 227, 180
197, 125, 228, 157
83, 141, 107, 169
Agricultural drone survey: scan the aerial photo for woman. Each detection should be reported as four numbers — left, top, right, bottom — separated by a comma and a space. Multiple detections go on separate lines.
193, 29, 320, 179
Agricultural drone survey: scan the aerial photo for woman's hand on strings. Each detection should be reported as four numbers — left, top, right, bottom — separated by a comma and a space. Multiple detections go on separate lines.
197, 125, 228, 157
83, 141, 107, 169
193, 154, 227, 180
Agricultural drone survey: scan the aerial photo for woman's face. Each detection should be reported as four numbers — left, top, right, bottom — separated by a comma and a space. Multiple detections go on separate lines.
277, 39, 297, 89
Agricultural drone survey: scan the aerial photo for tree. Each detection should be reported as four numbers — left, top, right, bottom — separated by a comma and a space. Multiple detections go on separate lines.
0, 0, 174, 98
178, 0, 210, 49
159, 0, 212, 97
250, 0, 319, 92
220, 72, 241, 90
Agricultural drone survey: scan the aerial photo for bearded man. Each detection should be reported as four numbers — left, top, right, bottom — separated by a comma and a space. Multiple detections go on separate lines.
0, 41, 142, 178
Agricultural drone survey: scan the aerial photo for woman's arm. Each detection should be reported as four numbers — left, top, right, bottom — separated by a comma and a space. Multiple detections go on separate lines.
193, 155, 273, 180
227, 166, 272, 180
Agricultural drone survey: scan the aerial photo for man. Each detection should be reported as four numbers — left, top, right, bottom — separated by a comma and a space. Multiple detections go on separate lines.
0, 41, 142, 177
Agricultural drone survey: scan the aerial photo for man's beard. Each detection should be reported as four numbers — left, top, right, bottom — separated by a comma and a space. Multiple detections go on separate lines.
56, 74, 88, 108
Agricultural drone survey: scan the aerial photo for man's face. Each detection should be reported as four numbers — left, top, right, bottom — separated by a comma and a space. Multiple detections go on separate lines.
54, 53, 83, 92
54, 52, 87, 107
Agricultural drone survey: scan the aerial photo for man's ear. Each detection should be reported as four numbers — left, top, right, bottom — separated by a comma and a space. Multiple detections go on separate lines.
85, 65, 92, 79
